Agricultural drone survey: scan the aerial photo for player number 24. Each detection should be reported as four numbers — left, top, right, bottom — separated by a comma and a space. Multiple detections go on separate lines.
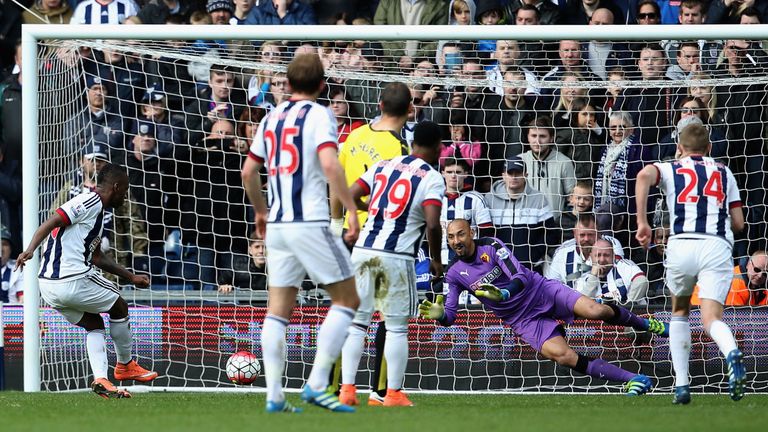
675, 167, 725, 206
265, 127, 299, 176
368, 174, 412, 219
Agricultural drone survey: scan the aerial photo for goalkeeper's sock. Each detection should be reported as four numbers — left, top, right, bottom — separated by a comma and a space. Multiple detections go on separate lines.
707, 320, 738, 357
384, 318, 409, 390
306, 305, 355, 392
670, 316, 691, 387
341, 323, 367, 385
604, 304, 646, 329
109, 317, 133, 364
262, 314, 289, 403
575, 354, 635, 383
86, 330, 109, 380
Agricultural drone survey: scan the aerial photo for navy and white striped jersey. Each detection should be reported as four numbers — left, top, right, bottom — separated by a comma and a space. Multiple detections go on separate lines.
654, 155, 741, 245
355, 155, 445, 257
440, 191, 493, 264
71, 0, 138, 25
249, 99, 339, 224
39, 192, 104, 280
546, 235, 624, 287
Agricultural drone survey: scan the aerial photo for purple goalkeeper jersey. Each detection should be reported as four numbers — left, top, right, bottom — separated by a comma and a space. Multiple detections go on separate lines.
441, 237, 582, 350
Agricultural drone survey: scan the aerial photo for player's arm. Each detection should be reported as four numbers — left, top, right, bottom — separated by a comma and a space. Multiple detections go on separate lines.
349, 179, 371, 212
319, 146, 359, 244
14, 211, 69, 270
634, 164, 659, 248
329, 146, 347, 235
90, 246, 150, 288
424, 202, 444, 278
241, 156, 268, 238
725, 168, 745, 233
420, 274, 461, 326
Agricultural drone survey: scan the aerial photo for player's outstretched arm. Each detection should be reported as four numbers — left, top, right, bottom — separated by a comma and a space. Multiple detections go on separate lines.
91, 247, 150, 288
14, 212, 68, 271
241, 157, 268, 238
319, 147, 360, 244
634, 165, 658, 248
424, 204, 444, 278
475, 283, 511, 302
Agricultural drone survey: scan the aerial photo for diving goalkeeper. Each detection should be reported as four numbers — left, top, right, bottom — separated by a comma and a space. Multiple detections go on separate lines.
419, 219, 668, 395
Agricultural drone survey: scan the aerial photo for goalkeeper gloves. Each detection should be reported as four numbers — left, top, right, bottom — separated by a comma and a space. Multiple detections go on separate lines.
418, 295, 445, 320
475, 283, 510, 302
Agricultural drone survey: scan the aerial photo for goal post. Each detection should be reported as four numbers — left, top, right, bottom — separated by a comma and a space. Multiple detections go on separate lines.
19, 23, 768, 393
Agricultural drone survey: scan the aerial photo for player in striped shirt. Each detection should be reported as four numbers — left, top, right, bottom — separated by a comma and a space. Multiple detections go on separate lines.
241, 54, 360, 413
636, 123, 746, 404
15, 164, 156, 399
70, 0, 138, 25
339, 121, 445, 407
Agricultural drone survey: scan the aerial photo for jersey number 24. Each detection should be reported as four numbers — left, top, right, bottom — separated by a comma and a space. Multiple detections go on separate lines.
675, 167, 725, 207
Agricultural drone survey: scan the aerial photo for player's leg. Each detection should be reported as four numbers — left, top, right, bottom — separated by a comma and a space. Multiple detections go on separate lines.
572, 296, 669, 337
670, 294, 693, 405
106, 292, 157, 382
539, 335, 650, 395
75, 311, 130, 399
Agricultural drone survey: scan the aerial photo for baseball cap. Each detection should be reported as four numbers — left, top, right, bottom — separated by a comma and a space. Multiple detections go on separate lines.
136, 121, 156, 138
85, 74, 103, 89
84, 142, 109, 160
142, 85, 166, 103
206, 0, 234, 14
505, 155, 526, 173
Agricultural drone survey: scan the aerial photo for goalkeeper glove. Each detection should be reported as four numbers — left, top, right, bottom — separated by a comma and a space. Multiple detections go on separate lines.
475, 283, 510, 302
418, 295, 445, 320
330, 218, 344, 237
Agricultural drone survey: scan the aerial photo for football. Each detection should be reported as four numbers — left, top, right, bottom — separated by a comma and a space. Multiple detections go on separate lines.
225, 351, 261, 385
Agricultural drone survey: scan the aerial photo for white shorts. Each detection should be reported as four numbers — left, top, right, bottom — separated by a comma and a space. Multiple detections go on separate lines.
351, 248, 417, 323
266, 223, 353, 288
39, 272, 120, 325
665, 237, 733, 303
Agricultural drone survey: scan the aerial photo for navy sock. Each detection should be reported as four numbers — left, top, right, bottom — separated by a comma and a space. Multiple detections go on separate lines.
604, 303, 646, 330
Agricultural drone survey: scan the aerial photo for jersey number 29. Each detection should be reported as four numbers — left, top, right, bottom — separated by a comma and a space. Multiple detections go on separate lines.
368, 174, 412, 219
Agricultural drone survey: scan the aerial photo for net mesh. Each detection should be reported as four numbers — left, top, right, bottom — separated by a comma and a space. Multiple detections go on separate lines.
30, 35, 768, 393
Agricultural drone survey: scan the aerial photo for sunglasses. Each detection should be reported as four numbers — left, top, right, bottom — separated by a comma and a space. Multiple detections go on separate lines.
638, 13, 657, 20
752, 265, 767, 275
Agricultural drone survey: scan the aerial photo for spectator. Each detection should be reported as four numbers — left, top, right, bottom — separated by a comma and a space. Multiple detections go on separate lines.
505, 0, 560, 25
739, 7, 768, 53
94, 47, 147, 119
583, 9, 633, 81
136, 0, 193, 24
71, 0, 138, 24
0, 224, 22, 304
484, 155, 557, 270
373, 0, 448, 60
555, 97, 607, 181
593, 111, 644, 213
0, 142, 21, 257
184, 66, 245, 146
706, 0, 768, 25
661, 1, 722, 70
71, 75, 126, 164
691, 251, 768, 306
231, 0, 254, 24
562, 0, 623, 25
245, 0, 318, 25
218, 231, 267, 292
473, 0, 507, 58
603, 67, 625, 114
235, 105, 267, 154
657, 97, 727, 161
440, 110, 484, 173
50, 142, 148, 276
559, 179, 595, 238
573, 238, 649, 305
0, 41, 21, 172
543, 39, 601, 83
519, 116, 576, 223
551, 71, 588, 128
486, 40, 539, 97
328, 86, 364, 144
23, 0, 73, 24
644, 201, 670, 298
546, 212, 624, 287
666, 41, 700, 80
246, 41, 286, 107
439, 158, 493, 265
512, 5, 551, 75
635, 0, 661, 25
134, 85, 187, 157
449, 0, 476, 25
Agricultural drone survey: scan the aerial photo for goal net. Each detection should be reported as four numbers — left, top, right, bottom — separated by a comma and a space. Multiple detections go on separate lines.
19, 25, 768, 394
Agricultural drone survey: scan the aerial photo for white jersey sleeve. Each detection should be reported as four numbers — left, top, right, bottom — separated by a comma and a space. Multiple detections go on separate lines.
305, 104, 339, 152
58, 191, 101, 226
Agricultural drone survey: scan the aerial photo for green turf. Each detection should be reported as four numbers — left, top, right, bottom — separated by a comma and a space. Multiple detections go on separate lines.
0, 392, 764, 432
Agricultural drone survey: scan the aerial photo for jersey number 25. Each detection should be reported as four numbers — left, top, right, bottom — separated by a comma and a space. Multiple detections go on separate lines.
265, 127, 299, 176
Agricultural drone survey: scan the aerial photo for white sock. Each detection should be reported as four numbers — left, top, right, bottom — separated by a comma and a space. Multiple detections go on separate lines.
262, 314, 288, 403
670, 316, 691, 387
306, 305, 354, 391
707, 320, 738, 357
384, 321, 409, 391
109, 317, 133, 364
341, 324, 367, 385
86, 330, 109, 380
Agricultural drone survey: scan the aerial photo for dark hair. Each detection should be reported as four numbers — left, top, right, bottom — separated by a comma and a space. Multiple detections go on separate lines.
517, 4, 541, 22
287, 53, 325, 94
237, 106, 267, 138
327, 85, 362, 121
741, 7, 761, 21
569, 97, 599, 128
526, 115, 555, 139
413, 121, 442, 150
636, 0, 661, 17
380, 82, 412, 117
575, 179, 594, 191
641, 42, 666, 55
443, 157, 471, 173
576, 212, 596, 228
680, 0, 706, 13
96, 162, 127, 186
673, 96, 710, 125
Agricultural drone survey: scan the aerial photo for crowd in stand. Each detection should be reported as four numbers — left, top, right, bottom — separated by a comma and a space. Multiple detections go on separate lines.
1, 0, 768, 306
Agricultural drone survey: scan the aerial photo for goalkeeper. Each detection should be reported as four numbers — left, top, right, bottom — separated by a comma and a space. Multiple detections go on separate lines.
419, 219, 669, 395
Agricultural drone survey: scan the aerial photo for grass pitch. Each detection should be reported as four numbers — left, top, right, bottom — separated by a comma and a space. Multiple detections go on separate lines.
1, 392, 764, 432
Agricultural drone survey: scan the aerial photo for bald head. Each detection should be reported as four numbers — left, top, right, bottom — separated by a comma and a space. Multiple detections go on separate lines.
447, 218, 471, 232
590, 8, 614, 25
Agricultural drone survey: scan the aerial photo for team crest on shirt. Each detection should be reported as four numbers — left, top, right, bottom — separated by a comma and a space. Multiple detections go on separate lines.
496, 248, 509, 260
480, 252, 490, 263
71, 203, 87, 218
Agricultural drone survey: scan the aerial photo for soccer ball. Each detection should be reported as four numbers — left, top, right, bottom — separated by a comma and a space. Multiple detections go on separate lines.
226, 351, 261, 385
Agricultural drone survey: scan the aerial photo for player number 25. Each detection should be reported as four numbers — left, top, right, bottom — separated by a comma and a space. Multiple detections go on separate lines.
675, 167, 725, 206
265, 127, 299, 176
368, 173, 412, 219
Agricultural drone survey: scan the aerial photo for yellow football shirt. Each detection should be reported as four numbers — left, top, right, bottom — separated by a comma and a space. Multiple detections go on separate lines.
338, 124, 409, 228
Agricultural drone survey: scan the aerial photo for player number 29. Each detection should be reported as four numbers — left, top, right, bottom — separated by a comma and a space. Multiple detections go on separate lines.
265, 127, 299, 176
675, 167, 725, 206
368, 174, 412, 219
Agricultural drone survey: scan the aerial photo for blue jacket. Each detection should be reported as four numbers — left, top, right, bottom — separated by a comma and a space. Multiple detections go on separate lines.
244, 1, 317, 25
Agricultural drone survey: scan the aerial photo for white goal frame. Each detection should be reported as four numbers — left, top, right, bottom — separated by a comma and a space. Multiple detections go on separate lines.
21, 23, 768, 392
